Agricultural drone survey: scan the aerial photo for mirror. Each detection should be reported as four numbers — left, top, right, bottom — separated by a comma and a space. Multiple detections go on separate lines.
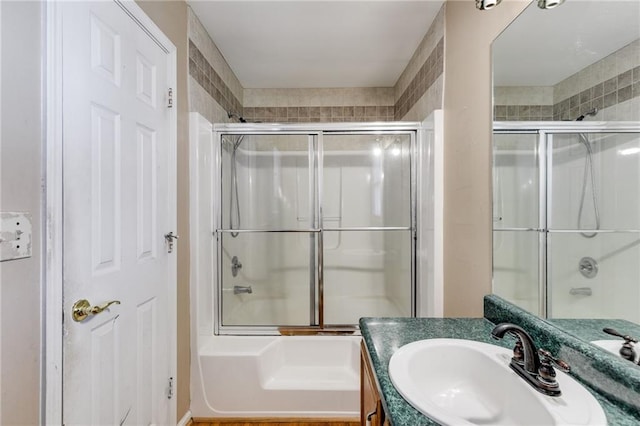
493, 0, 640, 122
491, 0, 640, 360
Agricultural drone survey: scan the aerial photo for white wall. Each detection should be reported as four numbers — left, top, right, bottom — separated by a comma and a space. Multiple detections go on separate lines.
416, 111, 443, 317
0, 2, 43, 424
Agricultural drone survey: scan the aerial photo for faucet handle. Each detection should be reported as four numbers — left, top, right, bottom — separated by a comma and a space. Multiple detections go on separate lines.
512, 340, 525, 365
603, 327, 638, 344
538, 348, 570, 373
536, 349, 569, 392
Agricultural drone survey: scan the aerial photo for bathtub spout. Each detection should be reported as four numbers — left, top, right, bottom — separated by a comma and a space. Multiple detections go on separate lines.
233, 285, 253, 295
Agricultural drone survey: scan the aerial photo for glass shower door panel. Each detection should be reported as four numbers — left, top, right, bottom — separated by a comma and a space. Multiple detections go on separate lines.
323, 230, 412, 325
221, 134, 313, 231
549, 132, 640, 231
492, 230, 540, 315
493, 133, 539, 229
220, 232, 313, 327
322, 134, 411, 228
547, 232, 640, 324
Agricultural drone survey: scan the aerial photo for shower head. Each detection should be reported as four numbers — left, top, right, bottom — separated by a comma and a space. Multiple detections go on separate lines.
227, 111, 247, 123
576, 107, 598, 121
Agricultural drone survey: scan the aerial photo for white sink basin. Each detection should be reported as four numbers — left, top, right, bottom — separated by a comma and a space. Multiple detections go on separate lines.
591, 340, 639, 363
389, 338, 607, 425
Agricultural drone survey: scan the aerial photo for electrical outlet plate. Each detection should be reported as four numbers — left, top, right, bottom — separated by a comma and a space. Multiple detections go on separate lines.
0, 212, 32, 262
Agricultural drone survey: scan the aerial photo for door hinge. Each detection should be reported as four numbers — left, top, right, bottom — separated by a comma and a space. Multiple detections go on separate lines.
167, 88, 173, 108
167, 376, 174, 399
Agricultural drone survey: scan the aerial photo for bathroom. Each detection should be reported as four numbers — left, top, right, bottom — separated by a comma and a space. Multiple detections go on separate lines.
1, 0, 639, 425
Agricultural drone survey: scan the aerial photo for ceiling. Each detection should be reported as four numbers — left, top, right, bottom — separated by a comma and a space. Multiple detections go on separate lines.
187, 0, 445, 89
493, 1, 640, 86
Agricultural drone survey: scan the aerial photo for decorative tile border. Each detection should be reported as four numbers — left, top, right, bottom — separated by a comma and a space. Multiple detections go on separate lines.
243, 105, 394, 123
495, 66, 640, 121
394, 37, 444, 120
494, 105, 554, 121
553, 65, 640, 121
188, 39, 243, 116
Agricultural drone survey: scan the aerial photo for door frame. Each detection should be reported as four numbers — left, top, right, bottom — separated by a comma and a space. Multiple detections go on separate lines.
44, 1, 177, 423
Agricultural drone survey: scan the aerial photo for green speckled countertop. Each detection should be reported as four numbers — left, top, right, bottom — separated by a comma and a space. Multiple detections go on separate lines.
548, 318, 640, 345
359, 317, 639, 426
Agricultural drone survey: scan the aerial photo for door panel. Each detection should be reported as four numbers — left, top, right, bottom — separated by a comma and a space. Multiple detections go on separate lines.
61, 2, 174, 424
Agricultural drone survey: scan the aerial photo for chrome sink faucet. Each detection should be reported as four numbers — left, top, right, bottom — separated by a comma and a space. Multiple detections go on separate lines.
491, 323, 570, 397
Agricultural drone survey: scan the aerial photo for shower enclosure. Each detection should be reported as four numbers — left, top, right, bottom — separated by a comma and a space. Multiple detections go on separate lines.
492, 122, 640, 324
215, 123, 417, 334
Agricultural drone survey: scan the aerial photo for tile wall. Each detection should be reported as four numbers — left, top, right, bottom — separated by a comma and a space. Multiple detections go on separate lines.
394, 38, 444, 120
242, 88, 394, 122
189, 40, 242, 117
495, 39, 640, 121
188, 7, 242, 124
394, 5, 445, 121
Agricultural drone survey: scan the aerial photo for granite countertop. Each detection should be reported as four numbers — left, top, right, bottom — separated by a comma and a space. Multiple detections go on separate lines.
359, 317, 639, 426
548, 318, 640, 344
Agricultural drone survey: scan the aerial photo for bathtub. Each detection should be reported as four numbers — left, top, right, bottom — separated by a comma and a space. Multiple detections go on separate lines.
190, 335, 361, 418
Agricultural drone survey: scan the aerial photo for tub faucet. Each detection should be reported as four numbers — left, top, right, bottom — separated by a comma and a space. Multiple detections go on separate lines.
491, 323, 569, 397
233, 285, 252, 295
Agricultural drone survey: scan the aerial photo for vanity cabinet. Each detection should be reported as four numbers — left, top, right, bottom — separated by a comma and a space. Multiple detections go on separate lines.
360, 341, 388, 426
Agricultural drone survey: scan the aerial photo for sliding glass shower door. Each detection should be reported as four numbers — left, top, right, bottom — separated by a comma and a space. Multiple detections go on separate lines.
219, 134, 317, 327
322, 134, 413, 325
217, 129, 415, 333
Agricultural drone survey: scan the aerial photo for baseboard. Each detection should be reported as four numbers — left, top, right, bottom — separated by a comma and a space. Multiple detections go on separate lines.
178, 410, 193, 426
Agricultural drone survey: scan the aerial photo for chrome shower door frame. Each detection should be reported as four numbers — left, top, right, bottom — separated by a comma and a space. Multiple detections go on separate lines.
493, 121, 640, 318
213, 122, 420, 335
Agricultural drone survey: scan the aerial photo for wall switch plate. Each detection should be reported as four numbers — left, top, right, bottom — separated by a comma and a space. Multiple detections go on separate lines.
0, 212, 33, 262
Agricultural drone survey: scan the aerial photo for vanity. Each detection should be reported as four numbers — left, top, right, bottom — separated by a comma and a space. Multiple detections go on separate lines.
359, 296, 640, 425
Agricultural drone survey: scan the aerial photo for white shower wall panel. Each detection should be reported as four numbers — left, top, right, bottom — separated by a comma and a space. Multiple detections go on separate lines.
549, 232, 640, 323
550, 134, 640, 230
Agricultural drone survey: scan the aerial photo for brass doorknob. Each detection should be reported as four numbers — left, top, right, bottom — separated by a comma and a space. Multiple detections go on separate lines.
72, 299, 121, 322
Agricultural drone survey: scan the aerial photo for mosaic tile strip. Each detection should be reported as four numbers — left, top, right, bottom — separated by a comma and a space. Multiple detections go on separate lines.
494, 104, 554, 121
243, 105, 394, 123
188, 39, 242, 116
495, 66, 640, 121
394, 37, 444, 120
553, 65, 640, 121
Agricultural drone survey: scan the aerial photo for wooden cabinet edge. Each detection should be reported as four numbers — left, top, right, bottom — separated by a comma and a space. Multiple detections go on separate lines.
360, 340, 389, 426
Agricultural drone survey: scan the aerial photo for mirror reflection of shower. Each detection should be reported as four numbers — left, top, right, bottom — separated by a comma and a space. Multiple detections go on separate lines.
575, 108, 600, 238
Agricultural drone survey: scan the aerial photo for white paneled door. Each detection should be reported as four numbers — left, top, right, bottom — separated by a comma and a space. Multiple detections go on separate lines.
60, 2, 176, 424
